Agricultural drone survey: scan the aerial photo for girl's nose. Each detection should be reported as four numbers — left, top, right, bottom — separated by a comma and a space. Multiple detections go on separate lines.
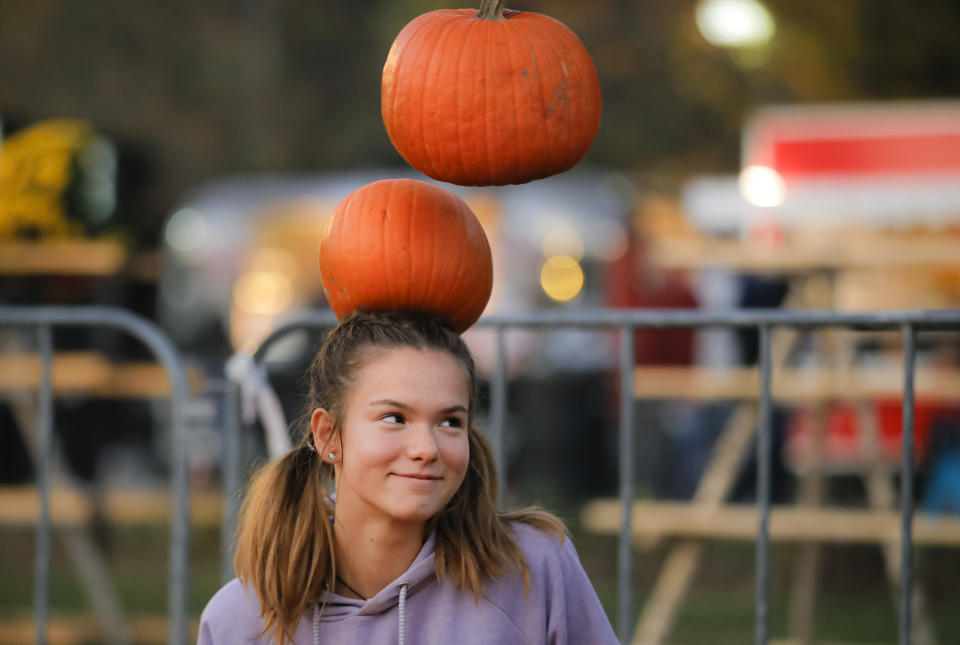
406, 423, 439, 461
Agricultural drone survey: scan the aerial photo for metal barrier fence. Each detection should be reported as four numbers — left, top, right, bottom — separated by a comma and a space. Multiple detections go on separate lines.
241, 308, 960, 645
0, 306, 191, 645
4, 305, 960, 645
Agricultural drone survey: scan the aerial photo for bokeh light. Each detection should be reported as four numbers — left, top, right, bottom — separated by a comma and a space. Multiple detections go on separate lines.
695, 0, 776, 48
542, 225, 585, 261
232, 270, 293, 315
739, 165, 786, 207
164, 208, 207, 253
540, 255, 585, 302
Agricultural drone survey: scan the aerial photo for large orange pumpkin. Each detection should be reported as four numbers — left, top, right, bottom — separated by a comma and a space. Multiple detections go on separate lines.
381, 0, 602, 186
318, 178, 493, 332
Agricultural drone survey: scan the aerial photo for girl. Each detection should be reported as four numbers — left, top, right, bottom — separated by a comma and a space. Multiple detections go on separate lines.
199, 311, 618, 645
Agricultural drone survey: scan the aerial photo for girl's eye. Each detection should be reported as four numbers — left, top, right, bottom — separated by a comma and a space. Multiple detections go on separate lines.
440, 417, 463, 429
381, 413, 405, 424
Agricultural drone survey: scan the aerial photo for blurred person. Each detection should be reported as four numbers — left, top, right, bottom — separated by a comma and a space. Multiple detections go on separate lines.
198, 311, 617, 645
605, 229, 700, 499
923, 408, 960, 515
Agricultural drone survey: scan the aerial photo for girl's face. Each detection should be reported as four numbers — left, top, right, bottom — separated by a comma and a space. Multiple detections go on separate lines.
317, 347, 471, 527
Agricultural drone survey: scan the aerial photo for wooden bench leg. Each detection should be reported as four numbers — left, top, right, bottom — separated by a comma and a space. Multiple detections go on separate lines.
633, 541, 702, 645
857, 402, 938, 645
787, 310, 844, 645
632, 403, 758, 645
60, 525, 132, 645
787, 404, 826, 645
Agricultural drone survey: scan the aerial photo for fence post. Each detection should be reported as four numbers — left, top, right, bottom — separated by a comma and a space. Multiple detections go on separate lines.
617, 325, 635, 644
755, 324, 772, 645
33, 324, 54, 645
222, 380, 242, 582
899, 324, 916, 645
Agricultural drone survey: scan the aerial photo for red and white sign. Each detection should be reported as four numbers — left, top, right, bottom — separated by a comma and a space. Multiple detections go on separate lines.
744, 101, 960, 178
683, 101, 960, 232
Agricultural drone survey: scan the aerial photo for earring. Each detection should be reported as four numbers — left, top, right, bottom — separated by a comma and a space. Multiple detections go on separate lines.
327, 452, 338, 462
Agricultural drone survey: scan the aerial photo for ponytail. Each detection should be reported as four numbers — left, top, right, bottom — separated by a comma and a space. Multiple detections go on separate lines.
234, 441, 335, 644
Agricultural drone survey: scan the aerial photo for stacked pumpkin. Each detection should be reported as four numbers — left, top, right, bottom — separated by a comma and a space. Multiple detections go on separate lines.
319, 0, 602, 331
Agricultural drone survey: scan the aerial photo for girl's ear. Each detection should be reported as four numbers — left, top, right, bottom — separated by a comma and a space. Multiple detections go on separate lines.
311, 408, 339, 459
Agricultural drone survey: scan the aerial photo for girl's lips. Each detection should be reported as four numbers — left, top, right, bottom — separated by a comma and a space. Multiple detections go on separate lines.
393, 473, 441, 480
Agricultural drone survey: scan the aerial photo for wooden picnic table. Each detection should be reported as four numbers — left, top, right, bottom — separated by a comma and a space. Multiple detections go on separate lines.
0, 351, 205, 397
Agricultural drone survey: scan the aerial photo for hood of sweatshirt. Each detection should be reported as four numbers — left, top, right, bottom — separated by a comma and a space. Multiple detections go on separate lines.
314, 529, 438, 621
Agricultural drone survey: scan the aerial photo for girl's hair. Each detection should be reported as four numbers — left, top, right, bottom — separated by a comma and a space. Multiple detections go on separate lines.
233, 310, 565, 645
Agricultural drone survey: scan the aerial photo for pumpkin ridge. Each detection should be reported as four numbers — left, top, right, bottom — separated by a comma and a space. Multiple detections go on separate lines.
525, 18, 571, 169
383, 14, 436, 151
454, 17, 479, 184
449, 233, 488, 325
421, 188, 439, 312
520, 21, 552, 179
419, 17, 461, 181
348, 189, 365, 308
403, 179, 415, 308
326, 190, 354, 307
489, 19, 515, 185
538, 15, 600, 165
392, 15, 448, 181
449, 203, 492, 326
490, 20, 515, 185
502, 18, 522, 184
396, 18, 436, 179
481, 24, 494, 186
382, 179, 396, 309
442, 202, 474, 324
428, 17, 472, 182
458, 199, 490, 319
437, 194, 471, 318
499, 17, 526, 185
324, 192, 342, 307
355, 186, 374, 309
429, 193, 457, 315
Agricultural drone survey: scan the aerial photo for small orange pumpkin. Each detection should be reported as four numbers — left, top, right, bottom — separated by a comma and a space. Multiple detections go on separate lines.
382, 0, 602, 186
318, 178, 493, 332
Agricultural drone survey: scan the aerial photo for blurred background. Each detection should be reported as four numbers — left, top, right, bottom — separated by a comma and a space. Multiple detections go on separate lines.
2, 1, 960, 644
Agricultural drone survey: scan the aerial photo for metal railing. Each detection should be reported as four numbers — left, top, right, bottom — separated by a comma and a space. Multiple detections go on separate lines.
0, 306, 192, 645
6, 305, 959, 645
238, 307, 960, 645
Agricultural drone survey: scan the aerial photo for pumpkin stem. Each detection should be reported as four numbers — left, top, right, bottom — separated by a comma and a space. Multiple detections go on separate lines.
476, 0, 507, 20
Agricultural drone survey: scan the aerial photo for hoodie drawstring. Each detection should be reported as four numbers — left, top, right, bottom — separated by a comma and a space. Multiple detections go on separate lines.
397, 583, 409, 645
313, 583, 410, 645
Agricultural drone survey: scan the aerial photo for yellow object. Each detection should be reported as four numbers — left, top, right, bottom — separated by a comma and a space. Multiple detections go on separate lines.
0, 119, 93, 239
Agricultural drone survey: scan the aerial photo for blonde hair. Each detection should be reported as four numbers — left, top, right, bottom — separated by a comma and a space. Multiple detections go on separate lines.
233, 311, 565, 645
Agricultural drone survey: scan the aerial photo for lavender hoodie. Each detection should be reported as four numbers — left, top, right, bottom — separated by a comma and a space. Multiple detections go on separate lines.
198, 522, 618, 645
